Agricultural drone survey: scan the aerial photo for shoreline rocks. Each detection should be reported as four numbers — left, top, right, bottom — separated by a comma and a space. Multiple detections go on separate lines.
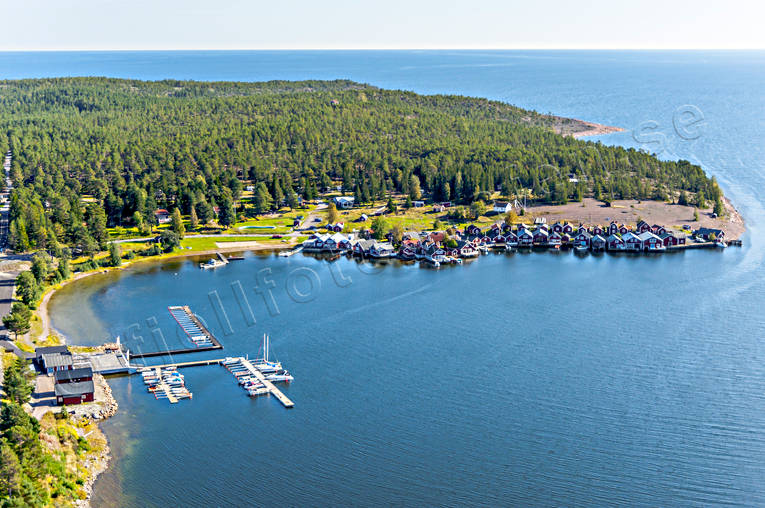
70, 374, 118, 508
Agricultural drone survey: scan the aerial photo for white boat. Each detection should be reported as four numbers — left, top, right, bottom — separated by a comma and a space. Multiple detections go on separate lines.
200, 258, 226, 269
575, 244, 588, 252
252, 334, 283, 373
265, 371, 294, 383
716, 240, 727, 248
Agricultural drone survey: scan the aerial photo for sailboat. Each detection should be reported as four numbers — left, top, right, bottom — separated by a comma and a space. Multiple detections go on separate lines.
251, 334, 283, 373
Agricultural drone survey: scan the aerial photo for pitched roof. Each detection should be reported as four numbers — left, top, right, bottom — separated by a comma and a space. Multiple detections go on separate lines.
35, 345, 69, 359
637, 231, 661, 241
696, 227, 724, 236
54, 380, 95, 397
429, 231, 446, 242
42, 352, 74, 368
54, 367, 93, 383
622, 232, 640, 241
354, 239, 376, 250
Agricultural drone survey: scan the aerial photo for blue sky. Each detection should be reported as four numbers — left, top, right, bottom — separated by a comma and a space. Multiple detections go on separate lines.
2, 0, 764, 50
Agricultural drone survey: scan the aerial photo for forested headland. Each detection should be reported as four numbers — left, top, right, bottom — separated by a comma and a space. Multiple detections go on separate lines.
0, 77, 724, 254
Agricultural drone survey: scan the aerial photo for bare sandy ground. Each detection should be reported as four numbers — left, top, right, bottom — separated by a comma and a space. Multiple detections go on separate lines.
549, 117, 625, 138
213, 241, 293, 251
523, 197, 745, 239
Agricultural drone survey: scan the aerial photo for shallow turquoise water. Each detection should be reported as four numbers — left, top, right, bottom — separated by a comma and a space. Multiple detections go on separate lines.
35, 50, 765, 506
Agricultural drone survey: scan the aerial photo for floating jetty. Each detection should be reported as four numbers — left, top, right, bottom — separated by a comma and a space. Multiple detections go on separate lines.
131, 336, 294, 408
278, 245, 303, 257
222, 357, 294, 408
200, 252, 229, 269
168, 305, 221, 348
220, 335, 294, 408
141, 367, 192, 403
129, 306, 223, 359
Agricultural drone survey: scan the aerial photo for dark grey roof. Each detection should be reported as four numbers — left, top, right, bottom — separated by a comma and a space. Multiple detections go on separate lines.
696, 227, 724, 236
55, 380, 94, 397
54, 367, 93, 382
35, 345, 69, 359
42, 352, 73, 368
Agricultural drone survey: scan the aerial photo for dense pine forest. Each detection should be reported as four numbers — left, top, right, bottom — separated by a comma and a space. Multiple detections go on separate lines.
0, 77, 722, 253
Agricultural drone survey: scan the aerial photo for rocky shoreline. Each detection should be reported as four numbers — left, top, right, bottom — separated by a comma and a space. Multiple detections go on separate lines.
73, 374, 118, 508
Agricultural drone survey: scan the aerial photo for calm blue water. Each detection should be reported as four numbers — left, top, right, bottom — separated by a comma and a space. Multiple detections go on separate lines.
33, 50, 765, 506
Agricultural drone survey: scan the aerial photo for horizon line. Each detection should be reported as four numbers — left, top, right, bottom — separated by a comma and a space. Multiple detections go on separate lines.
1, 47, 764, 52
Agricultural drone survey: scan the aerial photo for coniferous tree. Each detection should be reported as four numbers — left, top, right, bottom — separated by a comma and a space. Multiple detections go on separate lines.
109, 242, 122, 266
171, 208, 185, 238
253, 183, 273, 214
15, 271, 40, 309
189, 207, 199, 230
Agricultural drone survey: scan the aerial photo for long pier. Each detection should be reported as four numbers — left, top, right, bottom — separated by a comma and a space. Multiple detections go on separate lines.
130, 306, 223, 359
136, 356, 295, 408
137, 358, 226, 370
130, 346, 221, 359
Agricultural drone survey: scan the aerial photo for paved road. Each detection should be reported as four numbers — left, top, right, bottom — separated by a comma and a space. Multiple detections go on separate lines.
1, 152, 11, 248
0, 152, 26, 358
30, 374, 56, 419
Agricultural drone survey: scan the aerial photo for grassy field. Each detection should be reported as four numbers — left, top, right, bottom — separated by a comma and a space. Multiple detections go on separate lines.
179, 235, 293, 250
318, 197, 502, 233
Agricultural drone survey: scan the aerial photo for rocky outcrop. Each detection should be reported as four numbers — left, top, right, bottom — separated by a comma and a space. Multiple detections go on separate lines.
70, 374, 118, 507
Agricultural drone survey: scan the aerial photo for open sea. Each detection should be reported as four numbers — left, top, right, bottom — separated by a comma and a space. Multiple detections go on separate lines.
6, 50, 765, 506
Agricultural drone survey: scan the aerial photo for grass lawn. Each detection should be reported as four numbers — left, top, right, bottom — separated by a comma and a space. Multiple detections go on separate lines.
179, 235, 290, 251
321, 197, 502, 232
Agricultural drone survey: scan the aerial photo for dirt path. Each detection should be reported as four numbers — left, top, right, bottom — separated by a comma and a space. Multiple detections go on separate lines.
296, 203, 327, 230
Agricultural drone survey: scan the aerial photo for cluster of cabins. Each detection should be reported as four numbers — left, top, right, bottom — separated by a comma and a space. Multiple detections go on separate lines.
303, 232, 397, 258
460, 219, 694, 252
35, 346, 96, 405
301, 219, 721, 262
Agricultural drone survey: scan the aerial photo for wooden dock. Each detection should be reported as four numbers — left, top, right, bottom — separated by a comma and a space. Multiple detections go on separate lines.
130, 306, 223, 359
153, 367, 179, 403
170, 305, 223, 348
130, 345, 221, 359
240, 358, 294, 408
137, 358, 225, 371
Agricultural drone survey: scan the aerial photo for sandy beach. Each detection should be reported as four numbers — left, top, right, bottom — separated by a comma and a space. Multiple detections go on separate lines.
37, 240, 295, 342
